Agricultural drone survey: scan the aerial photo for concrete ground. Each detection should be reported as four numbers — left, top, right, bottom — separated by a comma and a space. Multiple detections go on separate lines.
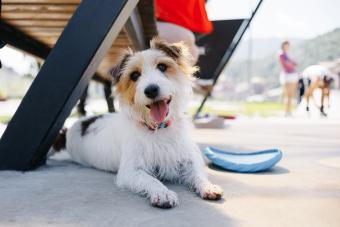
1, 117, 340, 227
1, 90, 340, 227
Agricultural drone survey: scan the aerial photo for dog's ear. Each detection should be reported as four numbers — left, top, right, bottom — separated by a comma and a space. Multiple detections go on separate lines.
108, 49, 132, 84
150, 37, 198, 76
150, 37, 192, 62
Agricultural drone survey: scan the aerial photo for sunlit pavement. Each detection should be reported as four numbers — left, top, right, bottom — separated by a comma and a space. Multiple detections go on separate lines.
0, 91, 340, 227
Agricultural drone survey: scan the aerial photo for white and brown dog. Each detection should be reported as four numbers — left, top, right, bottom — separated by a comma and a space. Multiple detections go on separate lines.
52, 38, 223, 208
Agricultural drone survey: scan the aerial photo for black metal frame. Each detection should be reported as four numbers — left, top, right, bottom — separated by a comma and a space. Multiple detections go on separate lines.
1, 5, 148, 116
194, 0, 263, 117
124, 8, 147, 50
1, 20, 115, 115
0, 0, 138, 171
0, 21, 51, 59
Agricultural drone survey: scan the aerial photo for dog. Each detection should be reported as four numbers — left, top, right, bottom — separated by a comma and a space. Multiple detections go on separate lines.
52, 38, 223, 208
299, 65, 335, 116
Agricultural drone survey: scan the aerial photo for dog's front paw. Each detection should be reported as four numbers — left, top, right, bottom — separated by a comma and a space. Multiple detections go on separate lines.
150, 190, 178, 209
198, 183, 223, 200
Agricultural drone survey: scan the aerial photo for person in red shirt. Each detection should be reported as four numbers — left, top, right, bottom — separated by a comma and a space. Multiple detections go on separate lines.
154, 0, 212, 65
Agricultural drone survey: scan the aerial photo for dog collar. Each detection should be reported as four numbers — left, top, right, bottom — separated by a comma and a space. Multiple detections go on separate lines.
141, 118, 173, 131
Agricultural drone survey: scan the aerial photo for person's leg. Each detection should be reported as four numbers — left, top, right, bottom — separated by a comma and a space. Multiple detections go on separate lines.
285, 82, 297, 115
304, 78, 319, 112
282, 84, 287, 114
324, 87, 330, 108
156, 21, 199, 64
320, 86, 328, 117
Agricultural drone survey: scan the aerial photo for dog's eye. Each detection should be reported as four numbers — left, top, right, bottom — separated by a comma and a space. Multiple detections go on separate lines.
130, 71, 141, 81
157, 63, 167, 72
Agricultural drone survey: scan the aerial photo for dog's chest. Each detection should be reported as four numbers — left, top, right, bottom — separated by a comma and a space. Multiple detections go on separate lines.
151, 159, 193, 181
141, 135, 193, 180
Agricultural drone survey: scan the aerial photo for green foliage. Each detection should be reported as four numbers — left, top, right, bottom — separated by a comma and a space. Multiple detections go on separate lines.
188, 101, 284, 117
0, 115, 11, 124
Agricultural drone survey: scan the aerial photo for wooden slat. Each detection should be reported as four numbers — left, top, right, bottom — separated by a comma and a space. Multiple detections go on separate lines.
2, 4, 78, 13
1, 0, 152, 81
5, 19, 69, 27
24, 31, 62, 37
37, 39, 133, 48
13, 27, 64, 32
2, 12, 73, 20
2, 0, 154, 75
2, 0, 80, 4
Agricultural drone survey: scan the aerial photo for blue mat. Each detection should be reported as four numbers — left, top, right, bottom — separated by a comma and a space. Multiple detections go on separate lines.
204, 147, 282, 173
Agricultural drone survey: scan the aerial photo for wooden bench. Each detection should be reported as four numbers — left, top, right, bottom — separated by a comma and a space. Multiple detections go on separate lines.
1, 0, 157, 76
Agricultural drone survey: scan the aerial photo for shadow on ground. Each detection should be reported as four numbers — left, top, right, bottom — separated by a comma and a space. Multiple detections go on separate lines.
207, 163, 290, 175
0, 158, 237, 227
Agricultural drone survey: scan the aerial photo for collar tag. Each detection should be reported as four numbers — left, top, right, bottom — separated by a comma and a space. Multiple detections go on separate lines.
142, 119, 173, 131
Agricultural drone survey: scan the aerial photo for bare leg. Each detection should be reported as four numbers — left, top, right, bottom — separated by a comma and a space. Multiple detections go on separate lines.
283, 82, 297, 115
324, 87, 330, 108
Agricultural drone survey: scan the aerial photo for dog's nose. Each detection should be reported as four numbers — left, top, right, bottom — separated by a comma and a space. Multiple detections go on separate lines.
144, 84, 160, 99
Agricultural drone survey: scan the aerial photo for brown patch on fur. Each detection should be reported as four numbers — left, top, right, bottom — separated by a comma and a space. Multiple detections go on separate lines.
155, 58, 177, 75
108, 49, 132, 84
115, 55, 144, 105
116, 72, 137, 104
53, 128, 68, 151
152, 40, 182, 60
150, 38, 198, 77
81, 115, 102, 136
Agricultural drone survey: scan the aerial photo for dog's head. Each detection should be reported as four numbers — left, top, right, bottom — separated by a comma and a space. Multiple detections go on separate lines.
109, 38, 197, 124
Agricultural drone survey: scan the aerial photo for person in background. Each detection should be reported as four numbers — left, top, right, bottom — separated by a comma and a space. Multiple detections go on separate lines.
278, 41, 298, 116
154, 0, 213, 65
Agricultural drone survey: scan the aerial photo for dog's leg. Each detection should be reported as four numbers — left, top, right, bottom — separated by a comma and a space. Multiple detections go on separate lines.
116, 154, 178, 208
182, 149, 223, 200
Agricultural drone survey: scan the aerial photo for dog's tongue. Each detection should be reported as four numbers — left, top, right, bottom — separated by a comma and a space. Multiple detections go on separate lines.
150, 100, 169, 123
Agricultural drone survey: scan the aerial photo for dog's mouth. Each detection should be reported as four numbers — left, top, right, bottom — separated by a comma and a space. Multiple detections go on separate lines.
146, 97, 171, 123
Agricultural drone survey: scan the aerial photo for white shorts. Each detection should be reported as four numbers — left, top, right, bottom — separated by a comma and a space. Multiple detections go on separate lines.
280, 72, 299, 85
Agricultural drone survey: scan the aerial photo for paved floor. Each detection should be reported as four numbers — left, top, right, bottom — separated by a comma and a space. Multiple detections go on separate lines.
1, 90, 340, 226
1, 118, 340, 227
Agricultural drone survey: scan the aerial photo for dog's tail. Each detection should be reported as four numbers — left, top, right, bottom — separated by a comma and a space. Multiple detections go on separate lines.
48, 128, 68, 157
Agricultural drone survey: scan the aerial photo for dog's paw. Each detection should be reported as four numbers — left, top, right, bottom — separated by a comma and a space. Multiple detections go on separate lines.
150, 190, 178, 209
198, 183, 223, 200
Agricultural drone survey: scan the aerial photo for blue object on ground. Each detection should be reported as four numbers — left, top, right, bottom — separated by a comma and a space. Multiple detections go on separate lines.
204, 147, 283, 173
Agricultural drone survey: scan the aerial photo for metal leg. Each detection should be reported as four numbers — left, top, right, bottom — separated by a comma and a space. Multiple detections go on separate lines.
194, 0, 263, 118
103, 82, 115, 113
0, 0, 138, 171
92, 74, 115, 113
77, 86, 89, 116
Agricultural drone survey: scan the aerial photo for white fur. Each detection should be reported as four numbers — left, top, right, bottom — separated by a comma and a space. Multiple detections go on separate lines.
63, 46, 223, 208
